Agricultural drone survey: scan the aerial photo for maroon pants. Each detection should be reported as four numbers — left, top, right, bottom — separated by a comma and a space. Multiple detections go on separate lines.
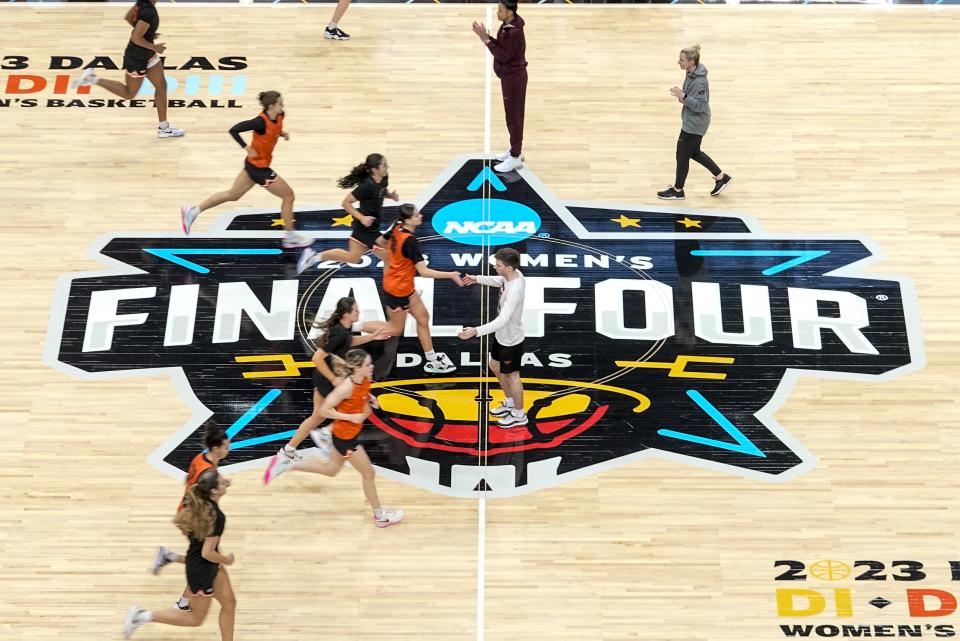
501, 70, 528, 158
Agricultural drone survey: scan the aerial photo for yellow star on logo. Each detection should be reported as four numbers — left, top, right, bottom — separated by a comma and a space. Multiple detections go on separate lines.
332, 213, 353, 228
611, 215, 641, 228
677, 217, 702, 229
270, 218, 285, 228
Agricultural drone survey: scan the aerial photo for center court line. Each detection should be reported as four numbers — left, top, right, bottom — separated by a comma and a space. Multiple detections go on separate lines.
476, 7, 493, 641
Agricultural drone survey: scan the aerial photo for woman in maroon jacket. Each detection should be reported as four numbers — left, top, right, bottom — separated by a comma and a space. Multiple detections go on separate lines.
473, 2, 527, 173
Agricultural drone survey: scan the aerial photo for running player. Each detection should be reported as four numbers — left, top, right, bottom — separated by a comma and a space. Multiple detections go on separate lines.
150, 427, 231, 611
179, 91, 310, 248
123, 469, 236, 640
275, 296, 391, 464
380, 203, 462, 374
458, 247, 528, 427
297, 153, 397, 270
71, 0, 184, 138
263, 349, 405, 529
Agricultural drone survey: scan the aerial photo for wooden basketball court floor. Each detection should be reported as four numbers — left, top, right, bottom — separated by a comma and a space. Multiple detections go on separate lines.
1, 4, 959, 640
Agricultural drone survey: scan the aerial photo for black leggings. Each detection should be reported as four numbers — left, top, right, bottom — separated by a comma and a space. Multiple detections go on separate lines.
675, 130, 722, 189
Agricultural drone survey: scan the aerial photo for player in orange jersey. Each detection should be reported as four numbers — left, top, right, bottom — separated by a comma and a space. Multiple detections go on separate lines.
274, 296, 391, 464
179, 91, 310, 248
263, 349, 404, 527
380, 204, 463, 373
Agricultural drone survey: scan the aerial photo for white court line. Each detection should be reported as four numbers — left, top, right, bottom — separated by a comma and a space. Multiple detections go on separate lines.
476, 9, 492, 641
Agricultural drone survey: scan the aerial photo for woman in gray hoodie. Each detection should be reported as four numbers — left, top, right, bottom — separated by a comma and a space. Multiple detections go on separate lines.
658, 45, 732, 200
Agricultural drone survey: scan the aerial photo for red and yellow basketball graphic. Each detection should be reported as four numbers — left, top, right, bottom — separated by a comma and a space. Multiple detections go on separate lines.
369, 376, 650, 456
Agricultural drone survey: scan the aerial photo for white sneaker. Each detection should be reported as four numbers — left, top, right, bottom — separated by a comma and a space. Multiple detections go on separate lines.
497, 410, 528, 428
262, 451, 296, 485
278, 445, 304, 462
494, 155, 523, 173
374, 508, 405, 528
71, 68, 98, 88
157, 123, 185, 138
490, 400, 515, 418
307, 321, 325, 341
282, 232, 312, 249
122, 606, 147, 639
180, 205, 200, 236
150, 545, 175, 575
424, 352, 456, 374
296, 247, 321, 275
309, 425, 333, 459
494, 149, 524, 162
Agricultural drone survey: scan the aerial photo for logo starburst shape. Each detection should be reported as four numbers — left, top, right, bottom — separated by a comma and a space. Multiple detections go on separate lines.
45, 156, 923, 498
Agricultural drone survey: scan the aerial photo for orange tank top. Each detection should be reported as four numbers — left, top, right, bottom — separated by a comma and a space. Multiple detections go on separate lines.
178, 452, 216, 512
332, 377, 372, 440
383, 227, 417, 297
248, 112, 283, 169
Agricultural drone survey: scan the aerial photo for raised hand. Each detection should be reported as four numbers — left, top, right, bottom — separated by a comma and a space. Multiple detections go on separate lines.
472, 21, 490, 43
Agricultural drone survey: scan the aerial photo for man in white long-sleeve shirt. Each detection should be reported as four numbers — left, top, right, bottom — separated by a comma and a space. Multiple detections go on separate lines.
458, 248, 527, 428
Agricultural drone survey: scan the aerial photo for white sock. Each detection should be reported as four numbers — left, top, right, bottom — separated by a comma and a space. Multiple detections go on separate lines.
137, 611, 153, 624
328, 22, 337, 29
158, 121, 169, 129
283, 445, 296, 456
425, 350, 437, 360
510, 408, 525, 417
165, 550, 180, 563
176, 596, 189, 608
501, 398, 515, 407
374, 508, 384, 519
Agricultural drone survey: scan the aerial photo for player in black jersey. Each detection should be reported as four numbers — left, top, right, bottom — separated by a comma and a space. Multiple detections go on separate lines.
273, 296, 390, 463
72, 0, 184, 138
296, 153, 399, 274
123, 469, 236, 640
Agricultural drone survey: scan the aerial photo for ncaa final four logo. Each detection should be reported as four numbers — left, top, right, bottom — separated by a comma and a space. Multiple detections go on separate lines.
44, 156, 924, 498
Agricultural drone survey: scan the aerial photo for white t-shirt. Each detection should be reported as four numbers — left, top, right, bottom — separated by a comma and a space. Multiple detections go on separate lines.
475, 272, 525, 347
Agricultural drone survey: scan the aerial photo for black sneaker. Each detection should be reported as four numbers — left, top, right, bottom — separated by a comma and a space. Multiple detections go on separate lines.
710, 174, 732, 197
657, 186, 685, 200
324, 26, 350, 40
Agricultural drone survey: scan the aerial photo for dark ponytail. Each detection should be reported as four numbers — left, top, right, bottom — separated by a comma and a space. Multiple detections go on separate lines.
258, 90, 282, 110
393, 203, 417, 229
316, 297, 356, 351
337, 153, 385, 190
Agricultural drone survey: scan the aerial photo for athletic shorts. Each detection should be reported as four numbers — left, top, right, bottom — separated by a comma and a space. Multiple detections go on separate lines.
332, 432, 363, 457
312, 369, 335, 397
244, 160, 278, 187
491, 338, 524, 374
382, 290, 412, 311
122, 43, 160, 77
350, 219, 382, 249
186, 562, 219, 597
